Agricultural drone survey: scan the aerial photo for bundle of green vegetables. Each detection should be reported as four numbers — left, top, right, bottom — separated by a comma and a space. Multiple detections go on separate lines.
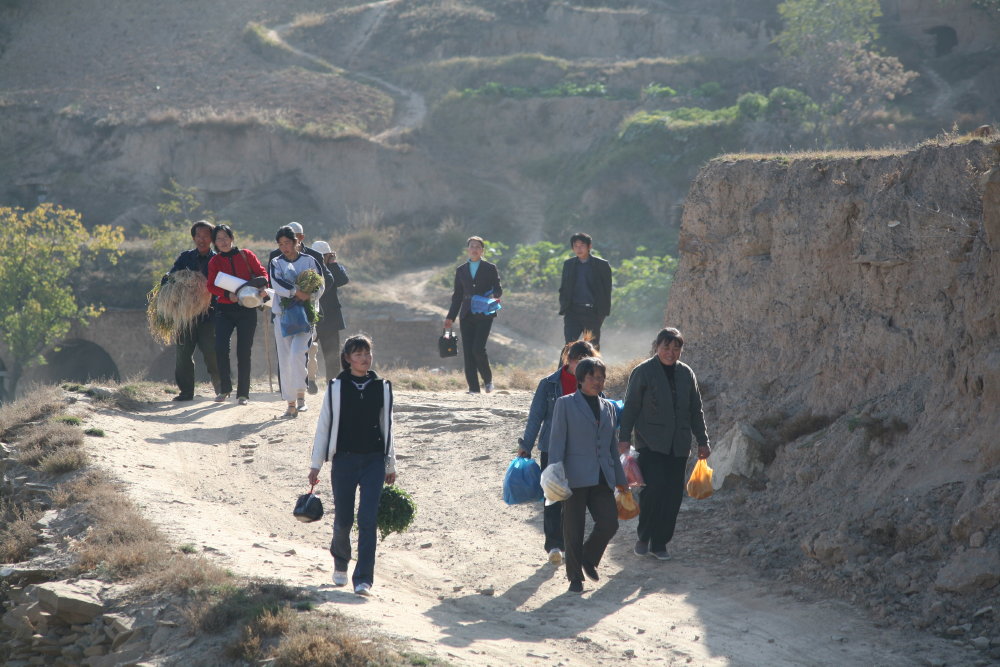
280, 269, 323, 323
377, 485, 416, 541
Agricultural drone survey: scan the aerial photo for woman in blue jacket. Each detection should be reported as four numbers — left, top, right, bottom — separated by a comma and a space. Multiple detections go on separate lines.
518, 339, 598, 565
548, 357, 627, 594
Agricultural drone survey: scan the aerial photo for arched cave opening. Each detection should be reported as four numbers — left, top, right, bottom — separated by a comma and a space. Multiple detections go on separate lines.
925, 25, 958, 57
34, 339, 121, 385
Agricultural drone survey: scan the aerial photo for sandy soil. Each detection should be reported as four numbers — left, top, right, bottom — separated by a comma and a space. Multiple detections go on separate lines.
83, 386, 963, 666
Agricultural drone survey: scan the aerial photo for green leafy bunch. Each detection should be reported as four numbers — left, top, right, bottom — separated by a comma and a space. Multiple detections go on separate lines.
280, 269, 324, 323
377, 485, 416, 541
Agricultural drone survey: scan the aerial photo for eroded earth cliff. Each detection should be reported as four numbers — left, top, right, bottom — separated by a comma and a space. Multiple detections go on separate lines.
667, 139, 1000, 649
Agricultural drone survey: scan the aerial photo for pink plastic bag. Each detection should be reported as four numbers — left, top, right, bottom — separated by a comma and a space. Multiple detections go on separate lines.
621, 449, 645, 488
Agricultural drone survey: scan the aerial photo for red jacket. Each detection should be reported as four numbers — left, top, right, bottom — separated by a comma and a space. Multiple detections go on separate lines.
207, 249, 268, 305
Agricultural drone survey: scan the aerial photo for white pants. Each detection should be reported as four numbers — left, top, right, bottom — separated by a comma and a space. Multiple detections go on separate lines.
275, 330, 311, 402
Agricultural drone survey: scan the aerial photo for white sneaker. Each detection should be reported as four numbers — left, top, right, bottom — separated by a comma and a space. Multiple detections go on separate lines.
484, 382, 495, 393
332, 570, 347, 586
548, 548, 564, 565
354, 582, 371, 596
296, 397, 308, 411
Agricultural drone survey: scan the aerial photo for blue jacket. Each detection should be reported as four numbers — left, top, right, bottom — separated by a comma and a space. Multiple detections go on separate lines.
520, 368, 562, 454
548, 392, 627, 490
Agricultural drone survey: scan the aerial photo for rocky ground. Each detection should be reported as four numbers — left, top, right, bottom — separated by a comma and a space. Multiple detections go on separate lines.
3, 385, 993, 665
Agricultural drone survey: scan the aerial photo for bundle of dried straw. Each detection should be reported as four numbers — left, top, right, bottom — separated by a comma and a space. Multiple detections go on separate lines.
146, 270, 212, 344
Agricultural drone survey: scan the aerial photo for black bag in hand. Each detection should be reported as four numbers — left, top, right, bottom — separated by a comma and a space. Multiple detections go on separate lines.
438, 329, 458, 358
293, 484, 323, 523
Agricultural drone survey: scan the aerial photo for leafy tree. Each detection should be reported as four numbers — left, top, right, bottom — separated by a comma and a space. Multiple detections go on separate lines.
774, 0, 881, 57
0, 205, 124, 400
774, 0, 916, 132
610, 249, 677, 328
141, 180, 225, 283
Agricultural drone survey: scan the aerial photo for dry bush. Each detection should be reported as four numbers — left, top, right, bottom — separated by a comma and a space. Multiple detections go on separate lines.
227, 626, 263, 661
604, 358, 643, 398
39, 447, 89, 473
132, 553, 232, 595
498, 365, 542, 391
15, 422, 85, 466
272, 627, 394, 667
186, 580, 305, 634
385, 367, 467, 391
0, 496, 43, 562
0, 385, 66, 438
89, 378, 173, 411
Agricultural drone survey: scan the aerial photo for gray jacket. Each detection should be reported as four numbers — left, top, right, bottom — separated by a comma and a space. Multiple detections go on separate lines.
548, 392, 627, 490
618, 357, 709, 457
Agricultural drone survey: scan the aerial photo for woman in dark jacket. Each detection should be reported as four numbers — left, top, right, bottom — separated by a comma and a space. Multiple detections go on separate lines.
548, 357, 627, 594
518, 339, 598, 565
206, 225, 268, 405
444, 236, 502, 394
618, 327, 711, 561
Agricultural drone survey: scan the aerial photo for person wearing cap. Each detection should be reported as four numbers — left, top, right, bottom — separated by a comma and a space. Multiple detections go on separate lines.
268, 222, 335, 396
162, 220, 222, 401
311, 240, 350, 382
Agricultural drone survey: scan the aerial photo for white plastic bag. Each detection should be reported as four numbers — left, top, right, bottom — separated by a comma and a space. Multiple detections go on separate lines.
540, 461, 572, 505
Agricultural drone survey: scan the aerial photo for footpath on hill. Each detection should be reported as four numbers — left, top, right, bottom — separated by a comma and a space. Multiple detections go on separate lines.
86, 388, 966, 666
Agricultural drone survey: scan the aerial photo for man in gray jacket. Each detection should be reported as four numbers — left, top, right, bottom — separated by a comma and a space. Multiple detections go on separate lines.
618, 328, 711, 560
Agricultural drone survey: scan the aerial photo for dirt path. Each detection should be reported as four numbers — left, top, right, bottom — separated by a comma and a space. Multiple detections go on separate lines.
84, 388, 961, 666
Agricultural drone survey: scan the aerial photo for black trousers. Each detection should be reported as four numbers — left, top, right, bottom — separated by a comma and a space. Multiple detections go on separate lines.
562, 482, 618, 583
636, 450, 688, 551
315, 324, 342, 382
563, 305, 604, 348
175, 316, 220, 397
215, 304, 257, 399
540, 452, 564, 552
459, 315, 493, 392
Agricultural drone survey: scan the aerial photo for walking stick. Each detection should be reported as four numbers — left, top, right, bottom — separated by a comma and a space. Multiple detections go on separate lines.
263, 308, 274, 392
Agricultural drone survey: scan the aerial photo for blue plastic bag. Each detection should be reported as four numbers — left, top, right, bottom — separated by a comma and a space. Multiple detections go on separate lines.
280, 302, 311, 337
502, 457, 544, 505
470, 289, 502, 315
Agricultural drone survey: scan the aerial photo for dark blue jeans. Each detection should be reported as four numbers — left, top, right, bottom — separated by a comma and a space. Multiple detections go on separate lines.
330, 451, 385, 587
540, 452, 564, 552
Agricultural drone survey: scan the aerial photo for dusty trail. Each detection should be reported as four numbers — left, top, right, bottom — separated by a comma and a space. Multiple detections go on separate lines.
85, 388, 960, 666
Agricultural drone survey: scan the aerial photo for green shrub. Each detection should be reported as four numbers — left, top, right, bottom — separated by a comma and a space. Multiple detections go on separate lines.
610, 249, 678, 327
84, 428, 105, 437
737, 92, 769, 120
766, 86, 819, 123
643, 83, 677, 99
504, 241, 570, 291
692, 81, 723, 98
54, 415, 82, 426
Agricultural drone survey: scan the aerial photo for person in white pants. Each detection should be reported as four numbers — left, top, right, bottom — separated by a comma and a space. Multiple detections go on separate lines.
269, 226, 325, 418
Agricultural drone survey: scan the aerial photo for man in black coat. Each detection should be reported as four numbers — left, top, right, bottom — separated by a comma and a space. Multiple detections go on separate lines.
267, 221, 336, 394
558, 232, 613, 348
310, 240, 350, 382
162, 220, 221, 401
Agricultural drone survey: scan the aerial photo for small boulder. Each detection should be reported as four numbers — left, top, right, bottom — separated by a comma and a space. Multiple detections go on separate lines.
710, 423, 766, 490
36, 582, 104, 625
934, 549, 1000, 594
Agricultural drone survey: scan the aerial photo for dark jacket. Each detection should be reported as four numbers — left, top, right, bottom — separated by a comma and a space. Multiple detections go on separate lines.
520, 368, 563, 454
446, 260, 502, 321
558, 255, 613, 318
618, 357, 709, 457
317, 261, 350, 331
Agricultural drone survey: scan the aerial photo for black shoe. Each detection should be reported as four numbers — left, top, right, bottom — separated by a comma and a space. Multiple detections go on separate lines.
172, 394, 193, 402
582, 562, 599, 582
307, 379, 318, 395
568, 580, 584, 593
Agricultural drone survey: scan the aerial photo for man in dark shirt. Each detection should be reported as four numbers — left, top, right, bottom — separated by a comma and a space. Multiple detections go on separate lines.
162, 220, 221, 401
311, 240, 350, 382
557, 232, 613, 348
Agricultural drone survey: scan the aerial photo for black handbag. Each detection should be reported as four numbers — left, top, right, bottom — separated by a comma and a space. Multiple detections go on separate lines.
438, 329, 458, 358
293, 483, 324, 523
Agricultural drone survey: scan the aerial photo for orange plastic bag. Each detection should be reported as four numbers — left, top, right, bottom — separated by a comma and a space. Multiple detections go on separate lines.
686, 459, 714, 500
616, 488, 639, 520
